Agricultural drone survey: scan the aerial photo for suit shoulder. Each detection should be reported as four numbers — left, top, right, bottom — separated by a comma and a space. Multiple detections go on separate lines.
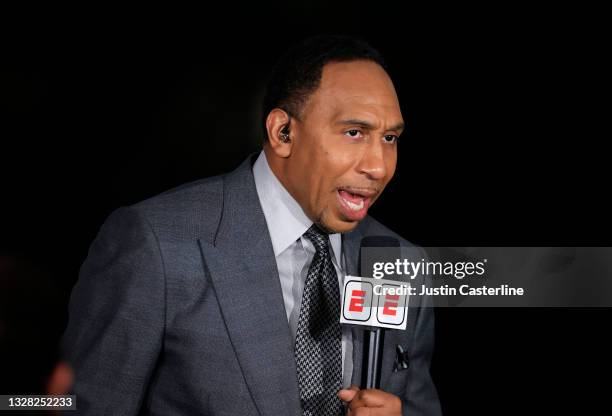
125, 174, 225, 241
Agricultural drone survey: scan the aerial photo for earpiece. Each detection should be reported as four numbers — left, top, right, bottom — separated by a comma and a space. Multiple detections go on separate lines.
279, 124, 291, 143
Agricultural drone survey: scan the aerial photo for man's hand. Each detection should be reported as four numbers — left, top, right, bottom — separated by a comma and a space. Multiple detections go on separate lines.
338, 385, 402, 415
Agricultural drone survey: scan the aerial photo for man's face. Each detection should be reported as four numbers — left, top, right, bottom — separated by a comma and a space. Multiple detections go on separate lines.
284, 60, 403, 233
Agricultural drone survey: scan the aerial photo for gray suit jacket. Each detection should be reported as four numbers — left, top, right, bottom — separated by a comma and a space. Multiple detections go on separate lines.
62, 154, 441, 415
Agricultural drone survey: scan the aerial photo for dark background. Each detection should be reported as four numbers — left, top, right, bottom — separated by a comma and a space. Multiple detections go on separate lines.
1, 3, 610, 414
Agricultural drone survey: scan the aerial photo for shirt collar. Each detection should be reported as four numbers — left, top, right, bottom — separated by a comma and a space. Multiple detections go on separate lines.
253, 151, 342, 263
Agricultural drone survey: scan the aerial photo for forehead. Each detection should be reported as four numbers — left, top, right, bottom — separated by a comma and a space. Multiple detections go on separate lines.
305, 60, 403, 123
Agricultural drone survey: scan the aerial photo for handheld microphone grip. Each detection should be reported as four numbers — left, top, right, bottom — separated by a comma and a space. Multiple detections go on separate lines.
363, 327, 384, 389
358, 236, 401, 389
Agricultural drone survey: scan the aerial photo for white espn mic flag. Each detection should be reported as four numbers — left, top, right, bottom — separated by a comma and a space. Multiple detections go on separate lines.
339, 275, 410, 330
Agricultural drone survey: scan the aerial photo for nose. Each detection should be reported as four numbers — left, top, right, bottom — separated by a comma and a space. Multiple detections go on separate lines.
357, 139, 388, 181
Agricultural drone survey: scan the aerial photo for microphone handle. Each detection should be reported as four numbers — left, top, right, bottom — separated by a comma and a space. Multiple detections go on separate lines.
364, 327, 385, 389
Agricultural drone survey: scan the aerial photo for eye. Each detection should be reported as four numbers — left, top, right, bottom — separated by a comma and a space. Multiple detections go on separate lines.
383, 134, 399, 143
344, 129, 363, 138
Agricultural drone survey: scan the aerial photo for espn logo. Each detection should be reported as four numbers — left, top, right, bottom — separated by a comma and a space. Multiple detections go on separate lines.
340, 276, 410, 330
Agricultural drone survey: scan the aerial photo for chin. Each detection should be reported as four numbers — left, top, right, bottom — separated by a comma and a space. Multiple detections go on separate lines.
318, 216, 360, 235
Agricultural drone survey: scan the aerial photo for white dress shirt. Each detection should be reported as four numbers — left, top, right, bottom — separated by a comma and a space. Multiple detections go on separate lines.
252, 150, 353, 388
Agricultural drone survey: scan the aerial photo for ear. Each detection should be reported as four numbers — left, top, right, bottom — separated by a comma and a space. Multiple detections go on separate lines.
265, 108, 293, 158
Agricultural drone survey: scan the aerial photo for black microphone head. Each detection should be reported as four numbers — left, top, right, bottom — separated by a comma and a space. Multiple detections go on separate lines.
359, 236, 402, 278
360, 236, 401, 248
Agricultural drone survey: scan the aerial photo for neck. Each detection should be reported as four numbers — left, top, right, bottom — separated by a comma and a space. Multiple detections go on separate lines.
263, 146, 292, 195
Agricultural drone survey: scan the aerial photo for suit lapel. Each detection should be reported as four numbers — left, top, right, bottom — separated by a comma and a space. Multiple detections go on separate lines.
197, 156, 300, 416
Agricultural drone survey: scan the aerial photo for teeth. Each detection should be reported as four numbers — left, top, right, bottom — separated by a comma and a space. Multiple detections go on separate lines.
344, 198, 364, 211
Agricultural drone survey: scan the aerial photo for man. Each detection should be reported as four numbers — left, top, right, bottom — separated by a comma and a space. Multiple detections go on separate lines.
62, 35, 441, 415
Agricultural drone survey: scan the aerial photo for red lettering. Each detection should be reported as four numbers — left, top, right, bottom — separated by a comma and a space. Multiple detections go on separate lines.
383, 294, 399, 316
349, 290, 366, 312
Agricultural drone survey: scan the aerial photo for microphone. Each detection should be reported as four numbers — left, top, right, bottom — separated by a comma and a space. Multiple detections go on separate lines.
339, 236, 405, 389
361, 237, 401, 389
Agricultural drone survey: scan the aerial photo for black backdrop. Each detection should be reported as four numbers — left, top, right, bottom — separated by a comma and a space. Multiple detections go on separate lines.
2, 3, 610, 414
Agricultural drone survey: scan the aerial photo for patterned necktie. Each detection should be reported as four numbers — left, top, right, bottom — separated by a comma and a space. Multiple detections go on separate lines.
294, 224, 343, 416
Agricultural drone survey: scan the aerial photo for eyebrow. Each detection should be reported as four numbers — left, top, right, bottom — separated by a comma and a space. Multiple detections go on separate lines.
337, 118, 405, 132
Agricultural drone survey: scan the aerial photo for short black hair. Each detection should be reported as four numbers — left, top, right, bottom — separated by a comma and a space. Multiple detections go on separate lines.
261, 35, 388, 141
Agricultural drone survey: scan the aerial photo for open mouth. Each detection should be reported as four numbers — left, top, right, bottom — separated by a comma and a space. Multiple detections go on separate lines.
336, 187, 377, 221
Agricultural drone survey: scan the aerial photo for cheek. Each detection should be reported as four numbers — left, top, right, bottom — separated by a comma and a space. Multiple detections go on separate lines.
317, 149, 352, 186
317, 143, 355, 180
320, 137, 354, 163
387, 157, 397, 180
384, 148, 398, 181
310, 147, 348, 207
